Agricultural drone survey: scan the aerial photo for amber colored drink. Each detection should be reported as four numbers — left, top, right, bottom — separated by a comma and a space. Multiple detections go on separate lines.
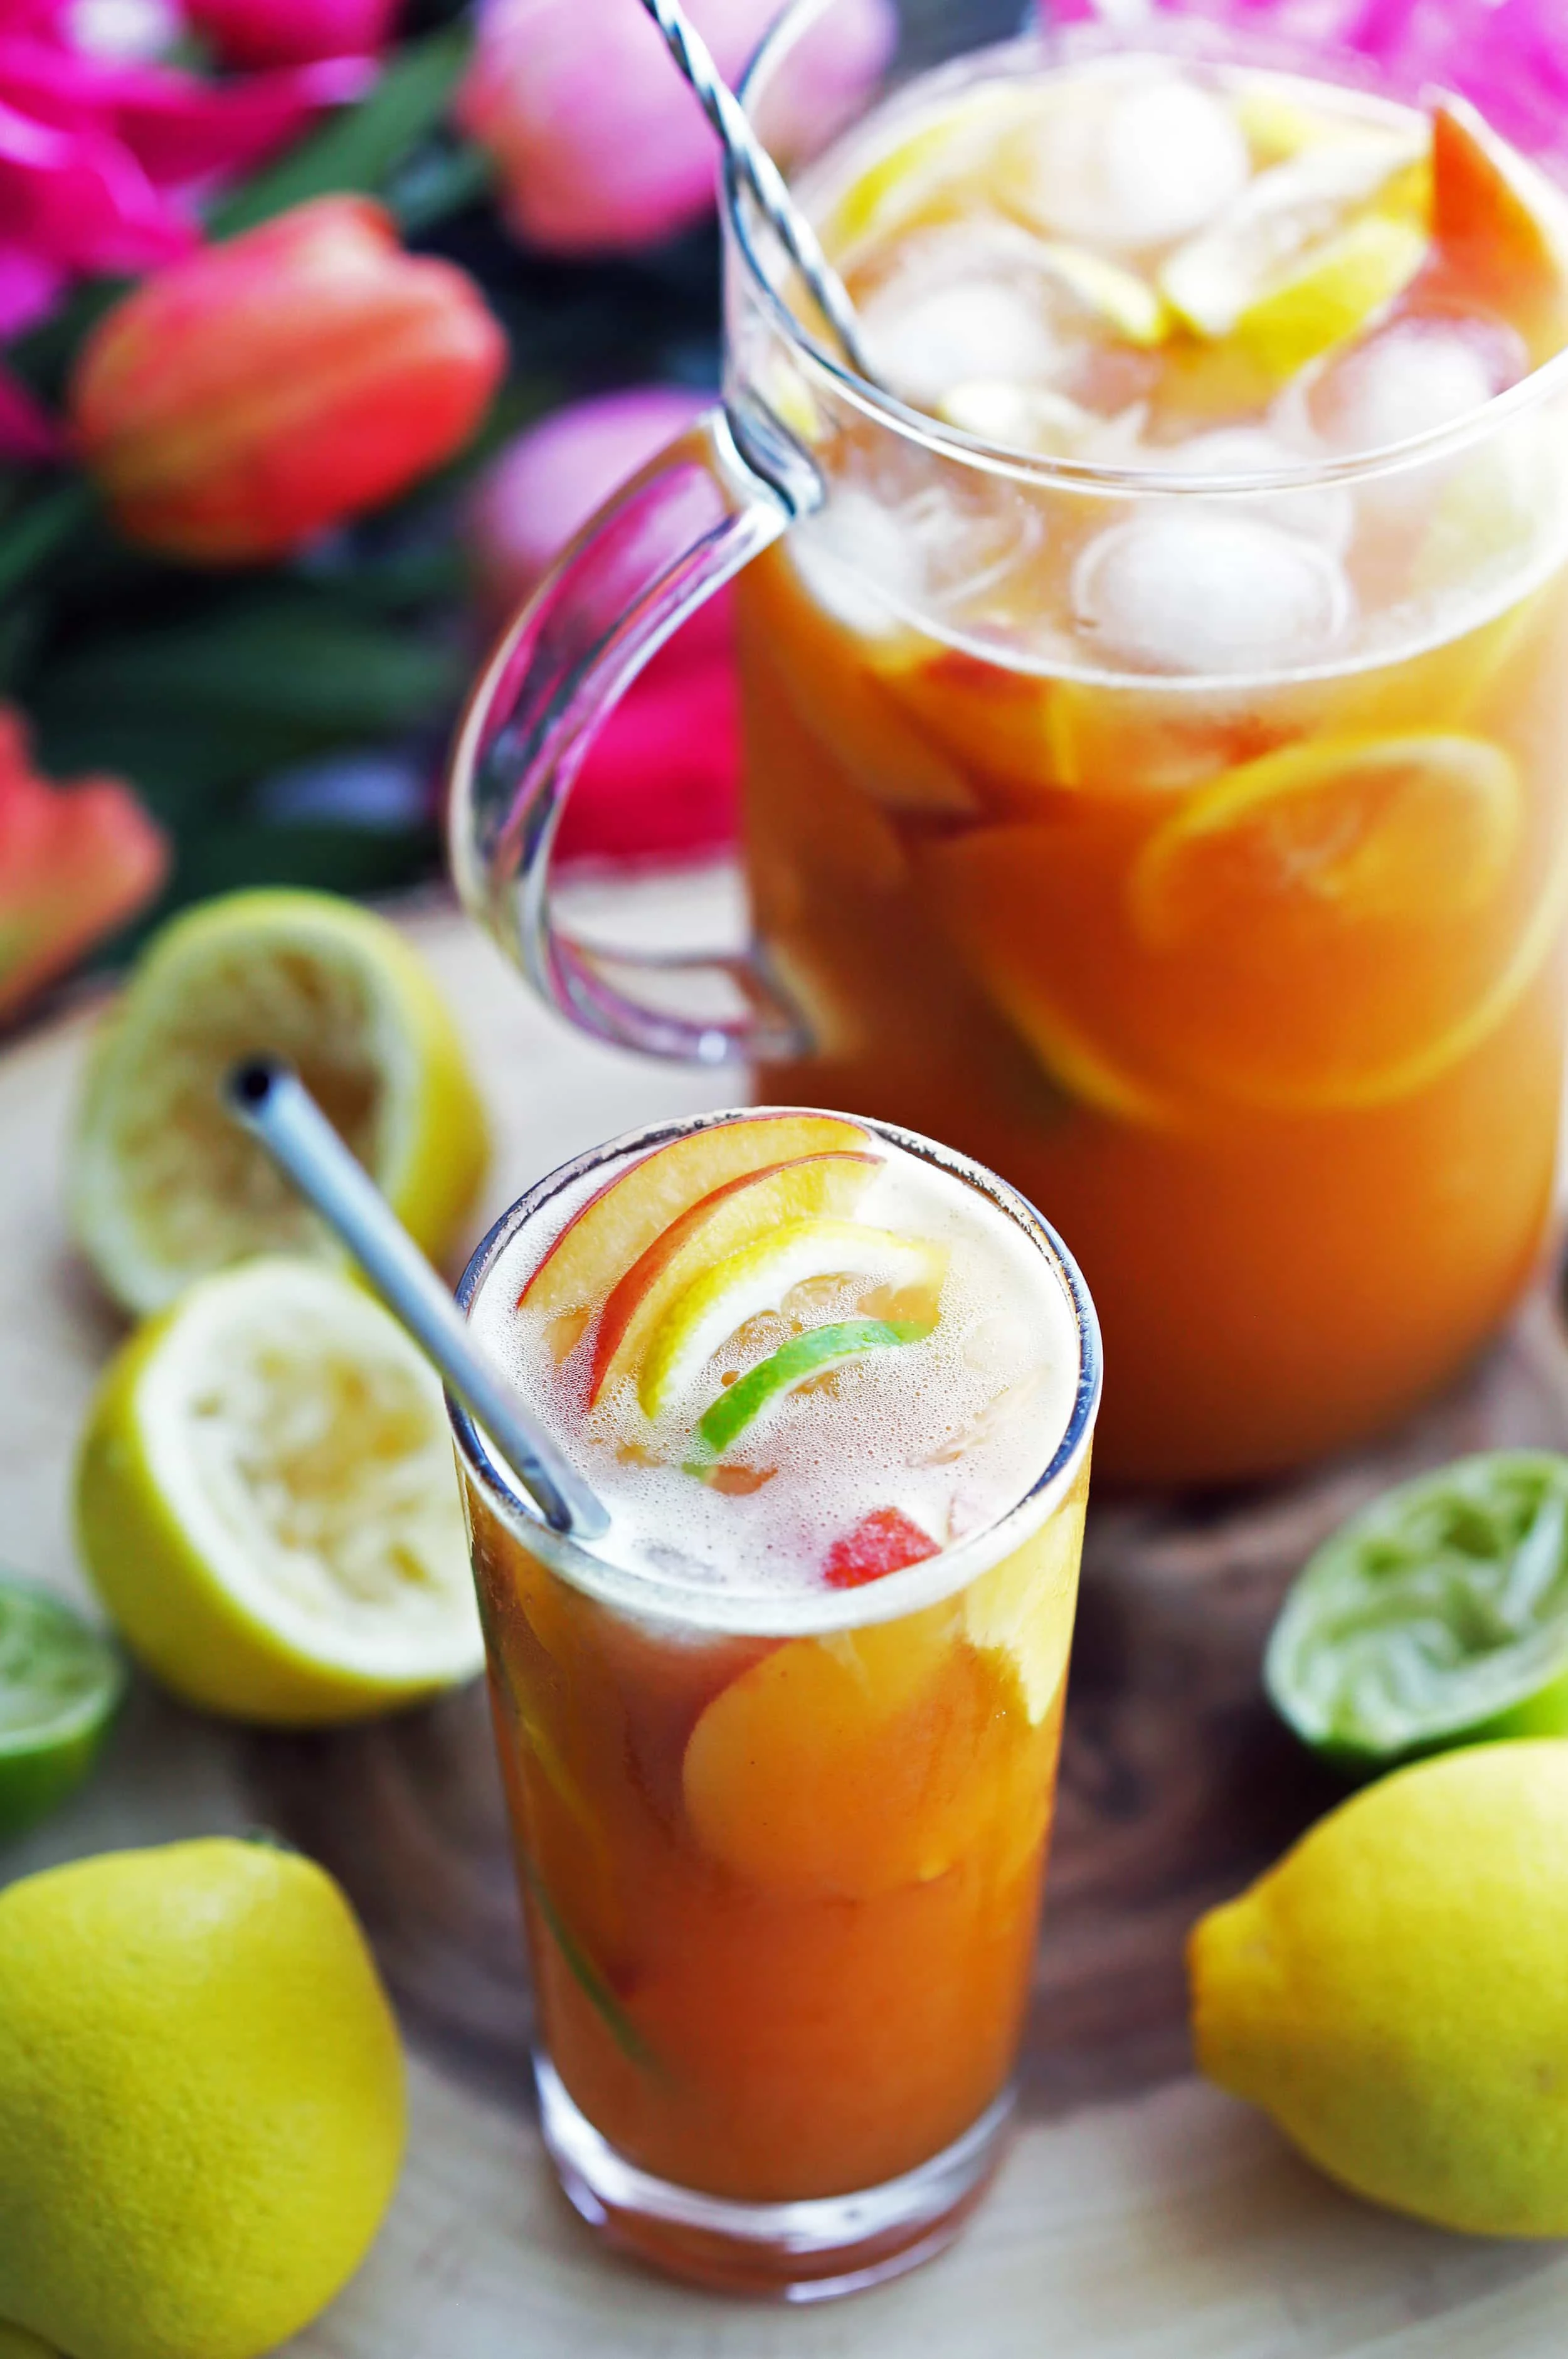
739, 52, 1568, 1483
452, 1110, 1099, 2296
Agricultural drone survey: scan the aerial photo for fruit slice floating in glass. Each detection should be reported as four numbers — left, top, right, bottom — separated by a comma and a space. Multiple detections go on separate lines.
519, 1111, 871, 1330
1125, 729, 1559, 1111
638, 1219, 948, 1419
1432, 96, 1568, 347
693, 1317, 931, 1459
0, 1577, 125, 1837
1160, 129, 1431, 379
589, 1152, 883, 1406
1266, 1451, 1568, 1769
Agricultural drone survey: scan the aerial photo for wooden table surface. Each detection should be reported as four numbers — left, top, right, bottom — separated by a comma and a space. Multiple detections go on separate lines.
7, 894, 1568, 2358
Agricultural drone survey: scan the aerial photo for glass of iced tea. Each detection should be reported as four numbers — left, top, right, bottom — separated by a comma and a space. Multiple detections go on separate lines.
449, 2, 1568, 1484
450, 1106, 1099, 2296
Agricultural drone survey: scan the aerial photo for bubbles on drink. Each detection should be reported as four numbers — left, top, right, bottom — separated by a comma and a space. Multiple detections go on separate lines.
471, 1119, 1081, 1603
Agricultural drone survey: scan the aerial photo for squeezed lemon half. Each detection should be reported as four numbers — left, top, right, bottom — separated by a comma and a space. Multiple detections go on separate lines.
72, 889, 488, 1317
75, 1257, 484, 1724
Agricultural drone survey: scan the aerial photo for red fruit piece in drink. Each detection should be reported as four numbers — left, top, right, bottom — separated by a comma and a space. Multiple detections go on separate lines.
824, 1507, 940, 1589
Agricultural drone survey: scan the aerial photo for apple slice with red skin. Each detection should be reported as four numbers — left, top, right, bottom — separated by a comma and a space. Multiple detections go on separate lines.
519, 1112, 871, 1319
588, 1150, 883, 1406
1433, 97, 1566, 319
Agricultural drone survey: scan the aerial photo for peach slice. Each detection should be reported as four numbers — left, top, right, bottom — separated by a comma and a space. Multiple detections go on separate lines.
682, 1600, 1053, 1897
519, 1112, 871, 1319
588, 1150, 882, 1405
1433, 97, 1567, 322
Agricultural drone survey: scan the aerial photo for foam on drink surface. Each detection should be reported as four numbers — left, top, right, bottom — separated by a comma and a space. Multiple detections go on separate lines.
470, 1130, 1081, 1601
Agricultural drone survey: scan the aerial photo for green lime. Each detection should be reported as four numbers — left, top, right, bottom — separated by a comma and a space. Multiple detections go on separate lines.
692, 1317, 930, 1458
0, 1579, 125, 1838
1266, 1451, 1568, 1771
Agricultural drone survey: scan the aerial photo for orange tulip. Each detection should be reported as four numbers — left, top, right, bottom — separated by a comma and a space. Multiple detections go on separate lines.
0, 710, 167, 1025
70, 197, 507, 564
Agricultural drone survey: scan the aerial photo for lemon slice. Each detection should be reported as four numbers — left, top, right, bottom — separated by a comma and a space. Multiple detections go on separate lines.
1132, 733, 1521, 948
73, 1257, 483, 1724
638, 1218, 946, 1419
1162, 134, 1431, 374
962, 1477, 1085, 1724
1126, 731, 1557, 1112
72, 889, 488, 1317
1034, 242, 1171, 346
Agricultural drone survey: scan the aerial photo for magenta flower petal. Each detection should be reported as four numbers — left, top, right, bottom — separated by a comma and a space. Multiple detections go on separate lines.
107, 52, 377, 186
184, 0, 401, 72
0, 359, 61, 457
554, 650, 739, 866
0, 241, 61, 332
0, 10, 374, 295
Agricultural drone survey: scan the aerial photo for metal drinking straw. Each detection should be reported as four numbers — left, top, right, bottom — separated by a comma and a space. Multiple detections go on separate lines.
633, 0, 877, 381
225, 1058, 611, 1543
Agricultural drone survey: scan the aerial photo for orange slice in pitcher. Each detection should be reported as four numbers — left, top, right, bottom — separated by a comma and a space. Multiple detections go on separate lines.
1131, 733, 1521, 946
1127, 730, 1561, 1111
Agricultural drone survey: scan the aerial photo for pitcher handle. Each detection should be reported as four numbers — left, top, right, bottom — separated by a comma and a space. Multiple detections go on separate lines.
448, 396, 818, 1066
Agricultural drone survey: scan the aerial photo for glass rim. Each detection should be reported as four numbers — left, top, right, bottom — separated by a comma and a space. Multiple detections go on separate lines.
726, 2, 1568, 499
449, 1106, 1103, 1638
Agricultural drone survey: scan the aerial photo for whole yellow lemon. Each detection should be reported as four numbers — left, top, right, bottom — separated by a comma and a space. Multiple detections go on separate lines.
0, 1838, 405, 2359
1190, 1739, 1568, 2235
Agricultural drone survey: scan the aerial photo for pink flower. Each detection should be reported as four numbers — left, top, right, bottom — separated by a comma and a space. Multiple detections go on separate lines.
455, 0, 894, 255
184, 0, 401, 72
466, 387, 739, 864
0, 0, 374, 332
0, 706, 168, 1026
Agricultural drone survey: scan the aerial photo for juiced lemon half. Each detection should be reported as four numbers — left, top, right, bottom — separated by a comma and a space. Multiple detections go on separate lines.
72, 889, 488, 1317
74, 1258, 484, 1724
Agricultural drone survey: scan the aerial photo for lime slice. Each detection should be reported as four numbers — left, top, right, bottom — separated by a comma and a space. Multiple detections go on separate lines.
74, 1256, 483, 1725
1266, 1453, 1568, 1769
72, 889, 488, 1316
693, 1317, 930, 1458
0, 1579, 125, 1837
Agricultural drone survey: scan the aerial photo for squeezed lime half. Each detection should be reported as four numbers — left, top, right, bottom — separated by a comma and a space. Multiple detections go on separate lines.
1266, 1451, 1568, 1771
0, 1578, 125, 1837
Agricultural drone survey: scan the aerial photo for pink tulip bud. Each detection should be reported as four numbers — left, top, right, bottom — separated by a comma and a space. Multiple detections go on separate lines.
184, 0, 401, 68
455, 0, 893, 254
465, 384, 712, 615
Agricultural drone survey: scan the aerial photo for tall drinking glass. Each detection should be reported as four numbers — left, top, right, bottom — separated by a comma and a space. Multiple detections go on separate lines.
449, 3, 1568, 1483
450, 1108, 1099, 2298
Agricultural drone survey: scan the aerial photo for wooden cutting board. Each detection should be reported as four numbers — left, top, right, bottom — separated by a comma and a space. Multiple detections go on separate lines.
6, 893, 1568, 2358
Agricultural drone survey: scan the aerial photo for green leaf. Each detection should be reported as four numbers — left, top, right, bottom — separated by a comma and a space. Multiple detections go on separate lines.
0, 480, 97, 602
209, 26, 474, 235
388, 137, 494, 235
29, 592, 460, 738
